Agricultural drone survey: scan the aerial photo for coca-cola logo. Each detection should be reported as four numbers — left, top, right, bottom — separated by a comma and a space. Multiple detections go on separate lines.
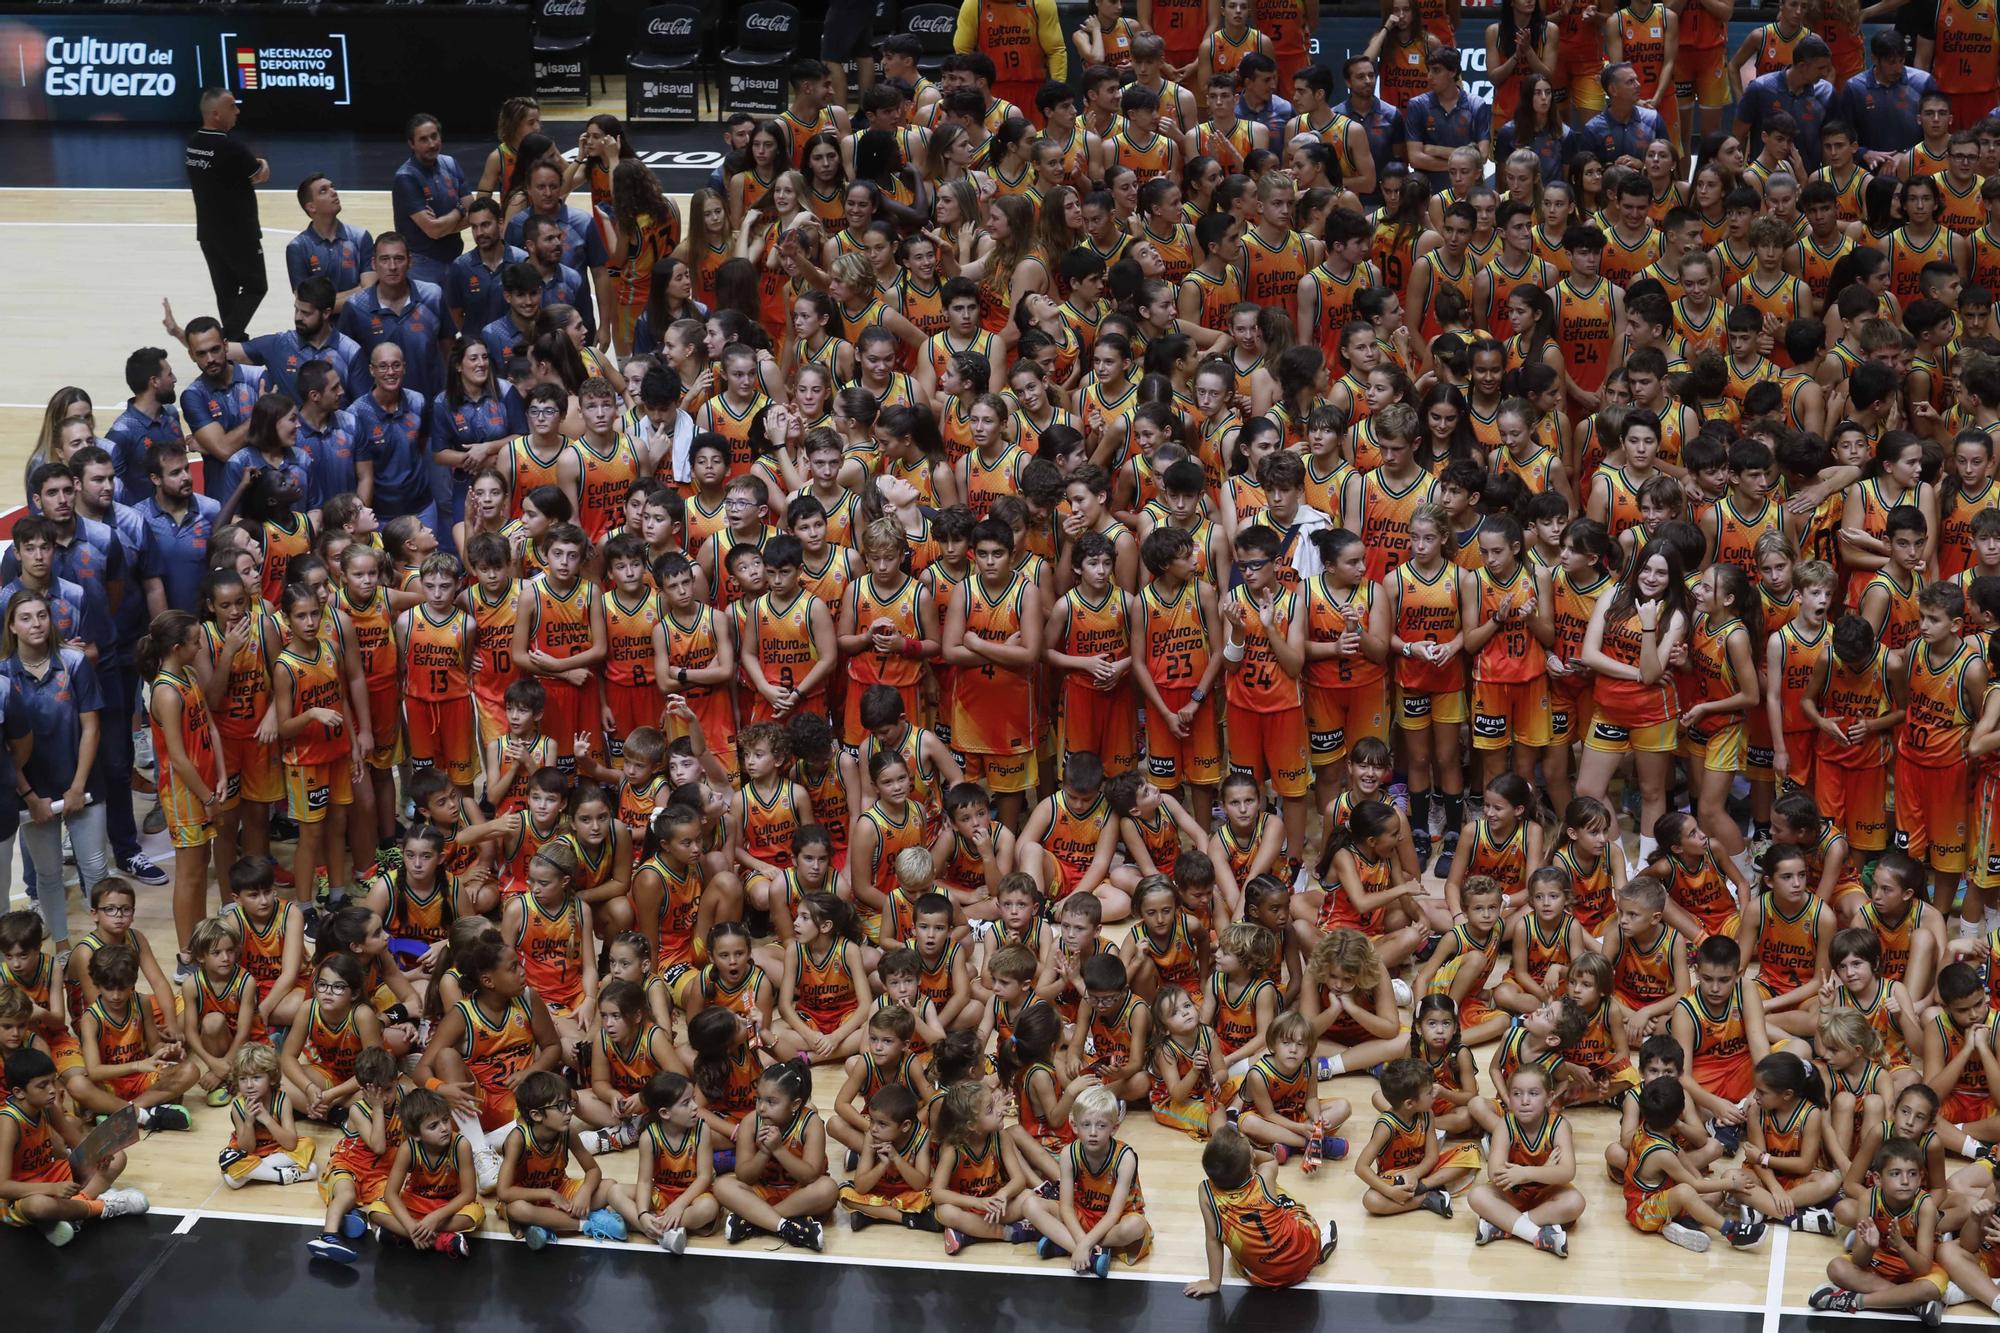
908, 13, 953, 32
648, 15, 694, 35
745, 11, 791, 31
543, 0, 586, 16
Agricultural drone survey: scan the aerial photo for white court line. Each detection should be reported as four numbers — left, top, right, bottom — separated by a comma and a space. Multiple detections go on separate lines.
148, 1204, 1769, 1313
0, 222, 293, 231
1762, 1225, 1789, 1333
1782, 1308, 1999, 1327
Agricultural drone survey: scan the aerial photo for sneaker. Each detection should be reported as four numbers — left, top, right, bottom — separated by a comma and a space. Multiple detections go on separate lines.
120, 854, 168, 886
1661, 1221, 1710, 1253
1914, 1300, 1943, 1327
1535, 1224, 1569, 1258
143, 805, 167, 836
1411, 828, 1433, 870
1036, 1236, 1063, 1260
1412, 932, 1443, 964
1708, 1119, 1745, 1157
942, 1227, 967, 1256
524, 1225, 553, 1250
1314, 1056, 1340, 1080
97, 1188, 148, 1219
340, 1209, 368, 1240
43, 1220, 76, 1247
1391, 978, 1413, 1008
1418, 1189, 1452, 1219
474, 1148, 502, 1194
1319, 1135, 1349, 1161
273, 1162, 311, 1186
778, 1218, 822, 1252
581, 1208, 627, 1242
1319, 1220, 1339, 1261
439, 1232, 471, 1258
307, 1234, 359, 1264
1809, 1286, 1861, 1313
271, 862, 294, 888
1789, 1207, 1836, 1235
1090, 1248, 1111, 1279
659, 1226, 688, 1255
1271, 1144, 1290, 1164
173, 952, 197, 984
271, 814, 301, 842
1007, 1220, 1038, 1244
1475, 1218, 1503, 1245
1433, 830, 1460, 880
845, 1149, 860, 1172
206, 1085, 232, 1108
1722, 1217, 1766, 1248
724, 1213, 755, 1244
1035, 1179, 1060, 1200
711, 1150, 735, 1174
848, 1211, 874, 1232
145, 1104, 191, 1132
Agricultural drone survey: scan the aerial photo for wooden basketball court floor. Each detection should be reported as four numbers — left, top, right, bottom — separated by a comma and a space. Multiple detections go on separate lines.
0, 176, 1945, 1327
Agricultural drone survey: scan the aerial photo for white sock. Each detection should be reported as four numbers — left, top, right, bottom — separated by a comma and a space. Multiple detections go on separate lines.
1324, 1054, 1346, 1076
241, 1156, 294, 1184
451, 1111, 487, 1147
1637, 835, 1658, 866
1510, 1215, 1540, 1243
1227, 1059, 1251, 1081
484, 1122, 519, 1153
1957, 1129, 1987, 1152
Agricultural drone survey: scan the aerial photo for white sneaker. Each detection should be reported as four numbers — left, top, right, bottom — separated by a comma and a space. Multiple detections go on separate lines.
97, 1188, 149, 1219
1957, 916, 1983, 941
474, 1148, 502, 1194
1662, 1221, 1710, 1253
1946, 1282, 1969, 1307
660, 1225, 688, 1255
1475, 1218, 1503, 1245
1391, 978, 1413, 1008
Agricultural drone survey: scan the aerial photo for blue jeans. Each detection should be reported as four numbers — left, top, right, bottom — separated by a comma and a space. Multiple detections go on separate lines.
21, 800, 110, 943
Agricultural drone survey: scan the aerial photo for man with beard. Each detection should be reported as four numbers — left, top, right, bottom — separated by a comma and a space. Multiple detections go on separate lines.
160, 276, 362, 404
175, 316, 262, 497
393, 112, 474, 287
503, 158, 610, 343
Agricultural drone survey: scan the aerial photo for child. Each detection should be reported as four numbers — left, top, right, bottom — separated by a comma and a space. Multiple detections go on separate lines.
0, 1049, 148, 1247
398, 553, 478, 796
1864, 851, 1943, 999
852, 752, 932, 940
777, 892, 870, 1062
1211, 769, 1286, 914
179, 914, 261, 1101
1301, 928, 1405, 1075
1236, 1009, 1350, 1167
308, 1046, 401, 1263
1671, 935, 1769, 1152
1823, 928, 1923, 1080
828, 1006, 932, 1156
580, 979, 679, 1150
1800, 617, 1896, 881
1496, 869, 1589, 1015
1148, 986, 1227, 1140
1600, 877, 1690, 1040
497, 1069, 622, 1247
1894, 580, 1988, 932
1737, 843, 1830, 1032
1818, 1008, 1890, 1174
907, 891, 973, 1028
1467, 1065, 1584, 1257
1020, 751, 1130, 920
220, 859, 306, 1029
1733, 1053, 1842, 1232
1622, 1078, 1766, 1252
1304, 799, 1431, 968
1560, 952, 1641, 1109
711, 1059, 836, 1250
511, 522, 606, 770
1021, 1084, 1154, 1276
1202, 922, 1281, 1080
1920, 963, 2000, 1154
1184, 1126, 1336, 1295
484, 678, 555, 817
836, 517, 938, 748
501, 840, 598, 1048
931, 783, 1014, 927
1548, 796, 1627, 937
837, 1083, 938, 1232
1222, 522, 1313, 862
1355, 1057, 1469, 1219
1003, 1001, 1081, 1182
1809, 1138, 1947, 1322
1766, 556, 1835, 796
219, 1041, 318, 1189
610, 1071, 719, 1252
929, 1080, 1036, 1254
278, 953, 384, 1123
1605, 1038, 1726, 1178
687, 1007, 767, 1142
67, 880, 184, 1050
1414, 875, 1509, 1044
74, 944, 199, 1128
1046, 529, 1140, 780
1068, 952, 1154, 1102
1443, 776, 1541, 921
1643, 811, 1749, 944
878, 947, 947, 1053
367, 1087, 482, 1256
1840, 1082, 1949, 1211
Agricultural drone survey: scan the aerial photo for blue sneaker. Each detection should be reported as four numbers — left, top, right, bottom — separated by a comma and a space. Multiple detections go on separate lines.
581, 1208, 627, 1242
340, 1209, 368, 1240
307, 1234, 358, 1264
524, 1225, 554, 1250
1036, 1236, 1063, 1260
712, 1149, 735, 1174
1090, 1248, 1112, 1278
1319, 1135, 1349, 1161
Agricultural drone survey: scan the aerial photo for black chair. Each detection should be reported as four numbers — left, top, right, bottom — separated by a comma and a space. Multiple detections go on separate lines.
900, 3, 955, 78
533, 0, 602, 100
719, 1, 801, 117
627, 3, 706, 122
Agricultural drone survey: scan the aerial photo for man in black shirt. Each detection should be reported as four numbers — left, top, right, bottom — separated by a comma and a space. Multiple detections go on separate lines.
185, 87, 270, 341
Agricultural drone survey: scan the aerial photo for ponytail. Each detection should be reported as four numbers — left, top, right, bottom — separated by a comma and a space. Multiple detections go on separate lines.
139, 610, 199, 682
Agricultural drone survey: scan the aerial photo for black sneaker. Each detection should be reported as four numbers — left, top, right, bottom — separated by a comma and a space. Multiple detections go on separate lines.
1433, 830, 1460, 879
1710, 1119, 1746, 1157
146, 1104, 191, 1132
1418, 1189, 1452, 1219
271, 814, 301, 842
1410, 828, 1433, 870
1319, 1220, 1339, 1261
121, 854, 169, 887
1809, 1286, 1860, 1313
724, 1213, 755, 1244
779, 1218, 823, 1252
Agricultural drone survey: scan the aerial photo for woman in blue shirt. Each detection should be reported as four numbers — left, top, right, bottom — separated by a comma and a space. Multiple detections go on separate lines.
2, 588, 110, 949
429, 339, 512, 555
1493, 72, 1573, 189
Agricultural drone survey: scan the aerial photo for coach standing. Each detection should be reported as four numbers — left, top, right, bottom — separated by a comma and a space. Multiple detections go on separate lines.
185, 88, 270, 342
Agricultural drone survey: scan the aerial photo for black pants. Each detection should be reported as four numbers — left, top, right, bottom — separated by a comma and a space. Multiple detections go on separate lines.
200, 236, 268, 341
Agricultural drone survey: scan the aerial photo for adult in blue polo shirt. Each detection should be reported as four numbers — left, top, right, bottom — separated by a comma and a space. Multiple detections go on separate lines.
1735, 35, 1836, 171
9, 466, 127, 635
2, 590, 113, 943
294, 360, 360, 503
393, 112, 474, 287
483, 262, 546, 365
352, 342, 435, 525
1581, 63, 1669, 169
104, 347, 185, 504
176, 316, 262, 498
161, 280, 360, 409
133, 442, 220, 614
449, 198, 528, 334
220, 395, 318, 513
522, 218, 590, 332
430, 339, 513, 550
1335, 54, 1408, 208
1402, 49, 1492, 188
338, 232, 454, 401
0, 517, 112, 662
504, 159, 610, 342
1836, 30, 1936, 167
286, 174, 376, 308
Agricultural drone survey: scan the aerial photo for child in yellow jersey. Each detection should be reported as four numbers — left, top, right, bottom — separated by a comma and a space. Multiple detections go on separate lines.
1020, 1084, 1156, 1276
0, 1046, 148, 1246
369, 1087, 482, 1254
1467, 1064, 1584, 1256
579, 979, 675, 1148
496, 1069, 623, 1246
1558, 952, 1643, 1108
219, 1042, 317, 1189
75, 943, 201, 1126
179, 915, 263, 1099
1357, 1056, 1479, 1219
1623, 1077, 1768, 1252
828, 1006, 933, 1157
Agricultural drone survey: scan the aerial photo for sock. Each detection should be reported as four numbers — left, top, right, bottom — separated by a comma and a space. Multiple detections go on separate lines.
1226, 1058, 1251, 1081
1442, 794, 1464, 829
1411, 791, 1432, 831
81, 1197, 104, 1217
1637, 835, 1658, 866
1324, 1054, 1346, 1077
1509, 1215, 1540, 1243
1732, 849, 1755, 882
1957, 1129, 1988, 1152
452, 1112, 487, 1147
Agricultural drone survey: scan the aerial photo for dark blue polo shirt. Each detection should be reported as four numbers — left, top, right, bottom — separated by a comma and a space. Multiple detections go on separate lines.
296, 408, 361, 504
132, 492, 221, 612
1403, 87, 1493, 187
392, 153, 470, 279
481, 315, 536, 365
1581, 106, 1669, 165
505, 205, 607, 331
1739, 70, 1835, 169
285, 222, 376, 292
353, 388, 433, 517
243, 329, 363, 405
448, 244, 529, 331
2, 649, 103, 798
221, 446, 317, 512
105, 400, 186, 504
179, 365, 263, 448
339, 280, 454, 402
0, 577, 108, 654
1835, 66, 1935, 154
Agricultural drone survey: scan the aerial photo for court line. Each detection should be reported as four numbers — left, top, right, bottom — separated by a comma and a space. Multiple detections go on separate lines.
147, 1205, 1769, 1313
0, 222, 293, 231
1761, 1225, 1788, 1333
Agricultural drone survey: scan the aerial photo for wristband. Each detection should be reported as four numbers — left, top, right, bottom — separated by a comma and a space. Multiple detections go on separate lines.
425, 1077, 443, 1092
902, 635, 919, 654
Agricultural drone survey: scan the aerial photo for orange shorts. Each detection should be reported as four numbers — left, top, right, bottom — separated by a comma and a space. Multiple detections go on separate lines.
405, 697, 477, 788
367, 1189, 484, 1227
959, 748, 1039, 795
539, 675, 593, 763
1944, 1088, 1995, 1124
1306, 678, 1390, 767
1145, 688, 1224, 788
1041, 846, 1094, 899
474, 1079, 519, 1133
364, 684, 406, 770
841, 680, 919, 749
1058, 680, 1140, 776
1472, 677, 1553, 751
603, 679, 667, 754
1950, 90, 1992, 133
1895, 757, 1969, 873
218, 731, 282, 807
473, 690, 509, 749
321, 1161, 391, 1207
1777, 727, 1815, 791
1227, 707, 1310, 800
1674, 43, 1730, 109
1975, 765, 2000, 892
1815, 759, 1891, 852
1397, 687, 1467, 730
285, 759, 355, 824
1627, 1187, 1675, 1234
107, 1068, 159, 1101
1550, 684, 1594, 747
157, 763, 216, 850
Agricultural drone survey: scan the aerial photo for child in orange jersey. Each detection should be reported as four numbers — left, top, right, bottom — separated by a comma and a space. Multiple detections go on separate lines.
1765, 556, 1836, 796
837, 517, 940, 747
1557, 951, 1643, 1109
578, 979, 677, 1151
931, 783, 1013, 927
828, 1005, 933, 1157
1120, 874, 1210, 1004
1467, 1064, 1585, 1257
653, 554, 739, 777
777, 892, 871, 1062
1642, 811, 1750, 945
1731, 1053, 1842, 1233
1211, 769, 1287, 917
271, 581, 360, 907
1300, 798, 1434, 968
1204, 921, 1283, 1081
197, 566, 285, 885
219, 1040, 318, 1189
179, 915, 261, 1101
1046, 528, 1141, 778
333, 543, 423, 864
278, 953, 385, 1122
75, 944, 199, 1128
398, 553, 478, 796
729, 721, 814, 906
500, 840, 598, 1048
1020, 752, 1133, 920
307, 1046, 401, 1263
1414, 875, 1511, 1045
496, 1069, 623, 1247
1067, 952, 1154, 1102
1235, 1009, 1351, 1167
1816, 1009, 1891, 1176
1737, 843, 1831, 1037
1604, 1038, 1727, 1180
1148, 985, 1228, 1139
607, 1071, 720, 1251
1020, 1083, 1155, 1277
511, 521, 606, 771
1443, 776, 1542, 921
483, 677, 555, 818
1622, 1078, 1768, 1253
140, 610, 228, 950
1185, 1125, 1336, 1296
1798, 619, 1897, 884
1920, 963, 2000, 1155
1547, 796, 1628, 938
1811, 1136, 1948, 1321
1671, 935, 1770, 1154
1495, 868, 1591, 1015
1356, 1057, 1475, 1219
1822, 928, 1923, 1085
1129, 524, 1225, 828
1891, 580, 1987, 928
1223, 523, 1314, 864
943, 518, 1047, 828
931, 1078, 1038, 1254
1599, 877, 1691, 1042
368, 1087, 482, 1255
0, 1048, 148, 1247
838, 1082, 940, 1233
459, 763, 568, 899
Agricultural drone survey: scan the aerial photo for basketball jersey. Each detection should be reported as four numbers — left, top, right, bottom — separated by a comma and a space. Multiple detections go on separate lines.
1755, 892, 1824, 995
1242, 227, 1309, 323
1904, 638, 1977, 767
1553, 277, 1615, 392
1224, 585, 1302, 712
523, 575, 597, 667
